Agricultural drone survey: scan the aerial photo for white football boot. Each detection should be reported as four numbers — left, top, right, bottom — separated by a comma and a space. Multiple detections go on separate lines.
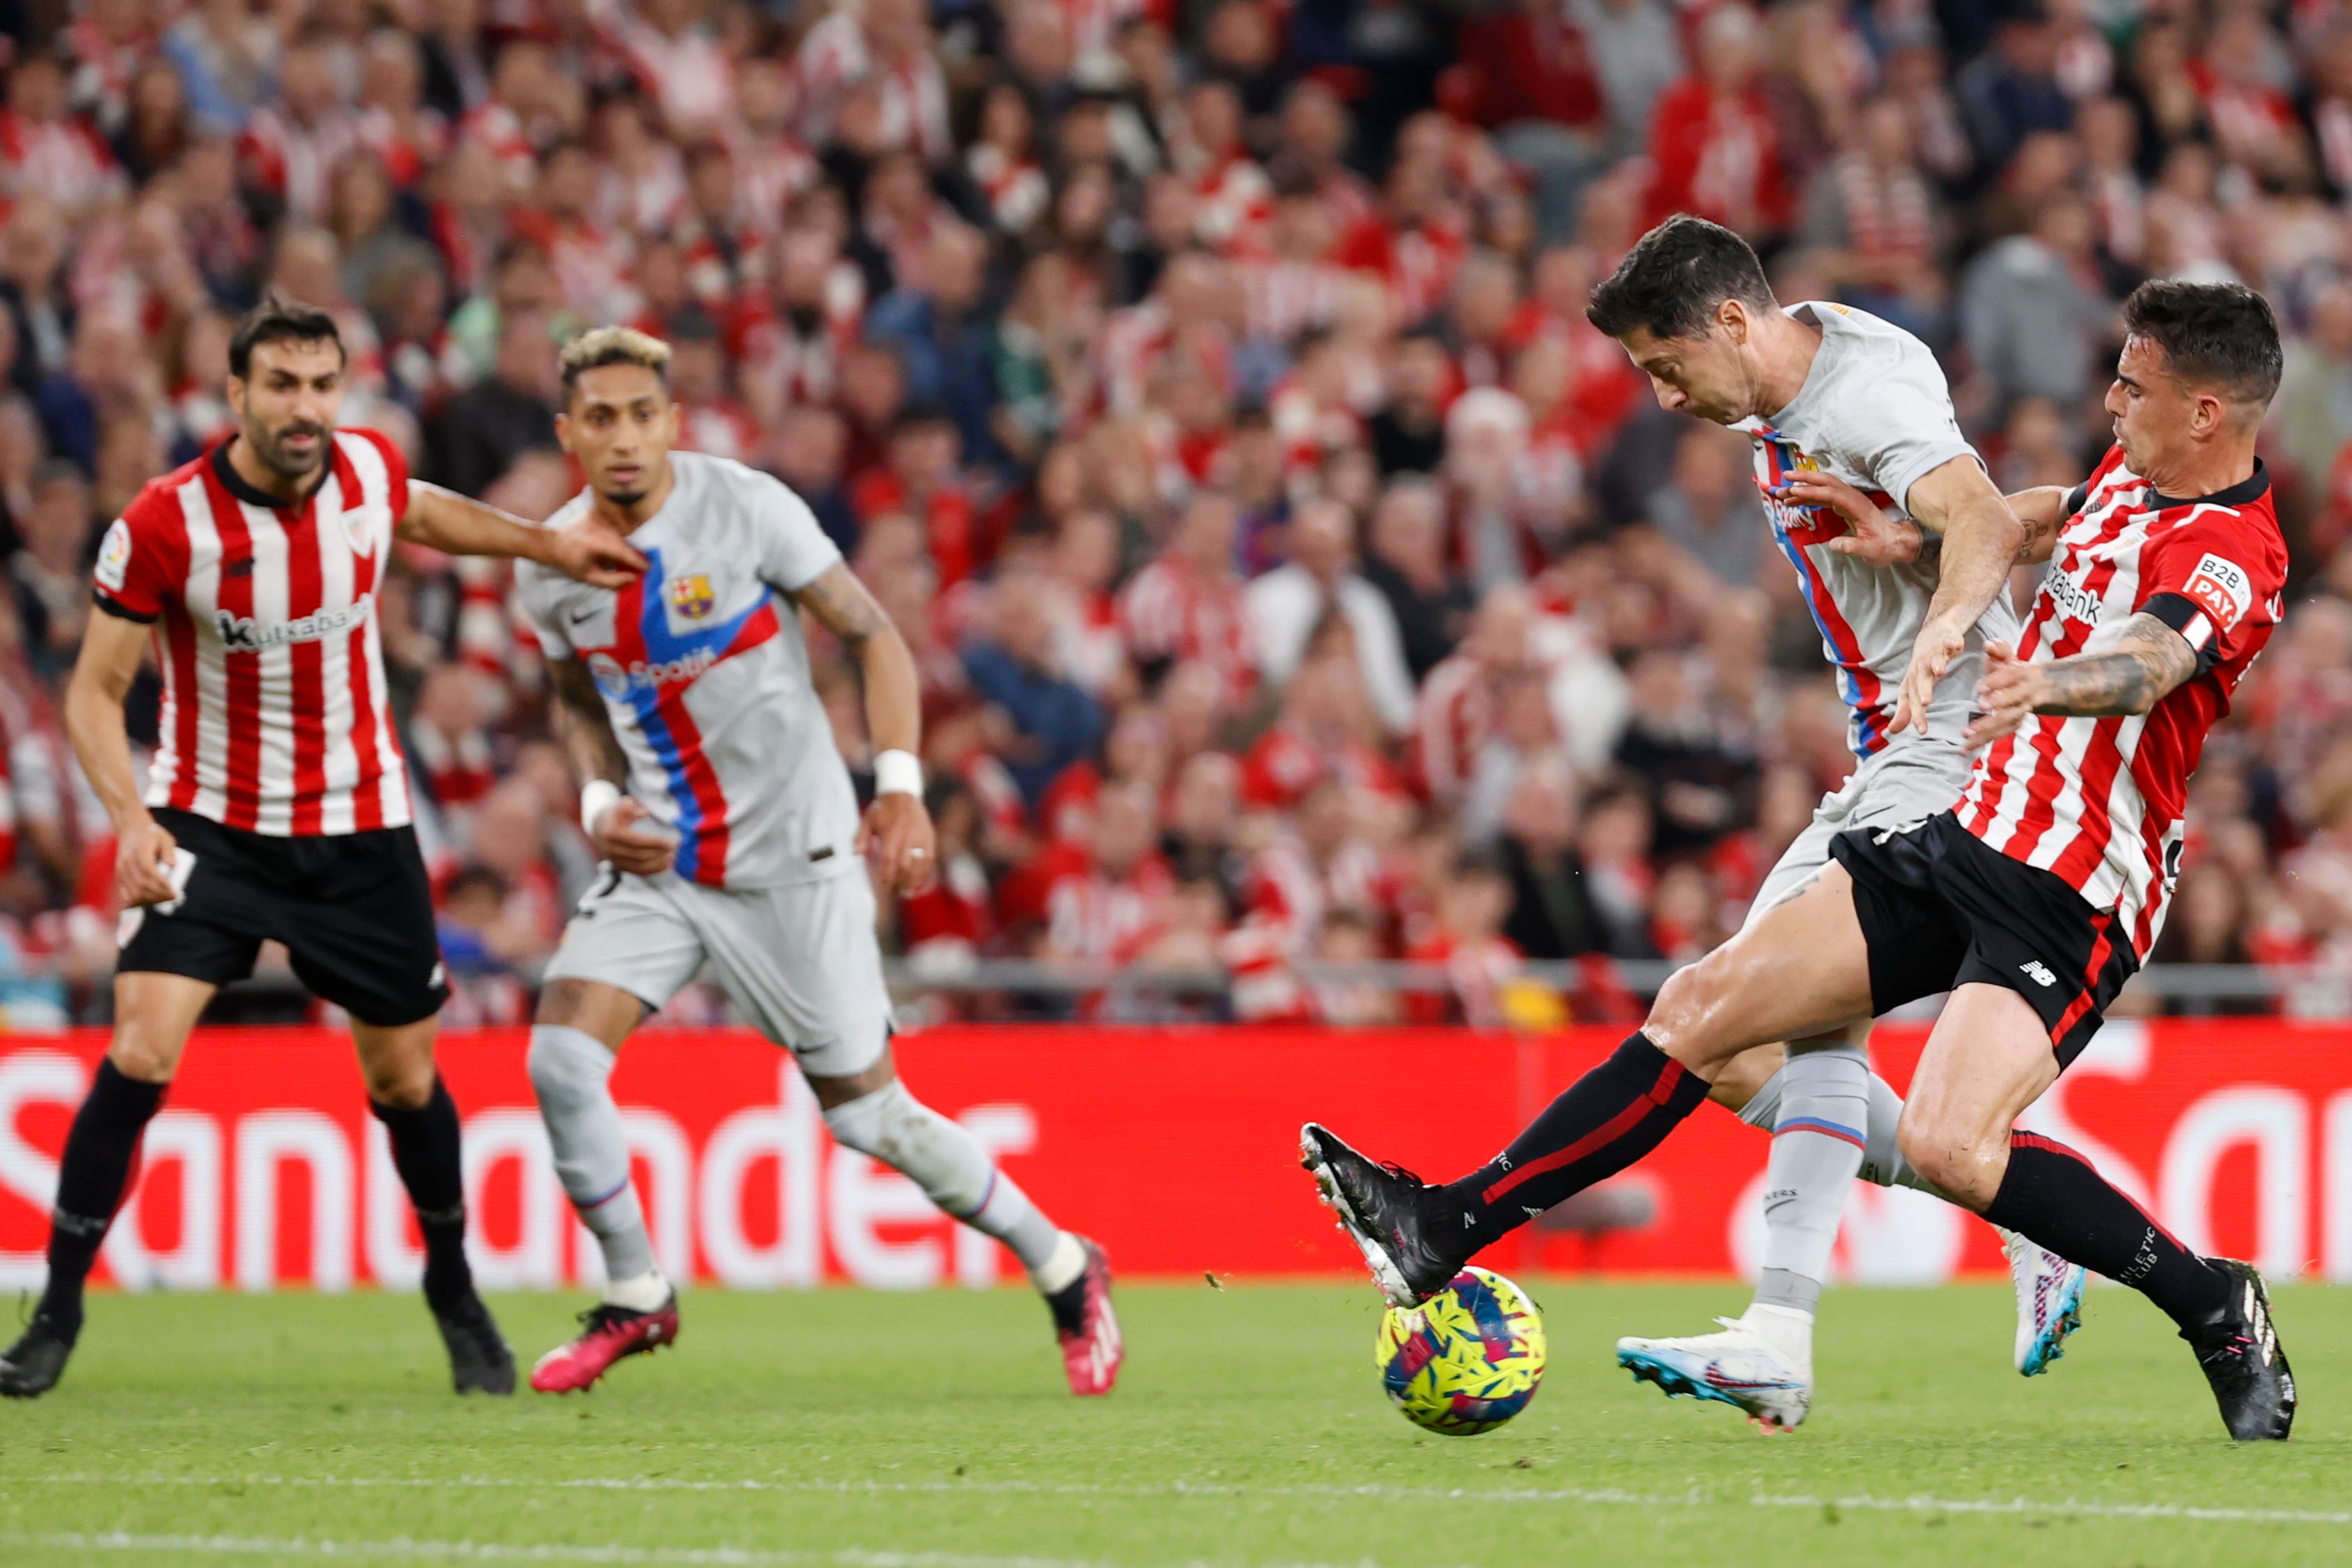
1615, 1315, 1812, 1432
2004, 1227, 2087, 1376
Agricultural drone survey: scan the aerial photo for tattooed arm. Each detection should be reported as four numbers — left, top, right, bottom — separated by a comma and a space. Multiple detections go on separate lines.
548, 654, 632, 788
791, 562, 920, 760
2003, 486, 2071, 567
548, 654, 676, 875
788, 561, 935, 892
1962, 614, 2199, 749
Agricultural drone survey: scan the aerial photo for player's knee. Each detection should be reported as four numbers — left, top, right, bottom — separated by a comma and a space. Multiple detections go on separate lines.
537, 978, 639, 1037
105, 1030, 181, 1085
362, 1056, 435, 1110
1895, 1115, 2000, 1209
529, 1024, 616, 1111
821, 1081, 990, 1214
820, 1079, 921, 1161
1646, 960, 1742, 1068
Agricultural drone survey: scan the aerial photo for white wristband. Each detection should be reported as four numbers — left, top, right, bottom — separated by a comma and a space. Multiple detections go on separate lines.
873, 749, 923, 798
580, 779, 623, 836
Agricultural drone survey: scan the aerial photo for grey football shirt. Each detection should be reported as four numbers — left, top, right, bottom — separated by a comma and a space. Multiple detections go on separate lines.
517, 451, 860, 888
1736, 301, 2021, 755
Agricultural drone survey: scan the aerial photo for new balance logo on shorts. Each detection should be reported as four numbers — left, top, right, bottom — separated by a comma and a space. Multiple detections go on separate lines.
2019, 960, 2058, 988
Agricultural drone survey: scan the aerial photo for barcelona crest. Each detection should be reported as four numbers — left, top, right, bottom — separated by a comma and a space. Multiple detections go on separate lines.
668, 574, 715, 620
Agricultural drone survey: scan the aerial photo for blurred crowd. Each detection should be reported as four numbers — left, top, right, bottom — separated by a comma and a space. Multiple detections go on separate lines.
3, 0, 2352, 1028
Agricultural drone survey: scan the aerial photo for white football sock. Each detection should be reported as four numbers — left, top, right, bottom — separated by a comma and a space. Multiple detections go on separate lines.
1030, 1231, 1087, 1296
1740, 1301, 1816, 1367
529, 1024, 657, 1283
1747, 1062, 1940, 1195
1752, 1037, 1870, 1319
823, 1081, 1063, 1280
603, 1268, 671, 1312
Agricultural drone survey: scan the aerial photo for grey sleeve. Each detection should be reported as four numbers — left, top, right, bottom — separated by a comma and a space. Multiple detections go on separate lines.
750, 472, 846, 592
1835, 361, 1981, 518
513, 565, 574, 659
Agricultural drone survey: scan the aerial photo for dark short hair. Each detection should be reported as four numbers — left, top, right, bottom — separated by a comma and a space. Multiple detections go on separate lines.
1586, 215, 1776, 340
228, 297, 344, 380
2121, 279, 2283, 408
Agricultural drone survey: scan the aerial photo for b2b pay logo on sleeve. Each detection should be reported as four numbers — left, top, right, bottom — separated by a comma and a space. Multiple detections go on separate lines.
2183, 553, 2252, 631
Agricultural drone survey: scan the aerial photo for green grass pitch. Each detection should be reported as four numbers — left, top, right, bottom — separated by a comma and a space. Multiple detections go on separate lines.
0, 1281, 2345, 1567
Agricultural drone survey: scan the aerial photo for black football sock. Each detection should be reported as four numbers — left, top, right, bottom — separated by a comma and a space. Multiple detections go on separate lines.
1984, 1132, 2231, 1330
370, 1078, 474, 1312
1435, 1033, 1710, 1253
39, 1061, 169, 1340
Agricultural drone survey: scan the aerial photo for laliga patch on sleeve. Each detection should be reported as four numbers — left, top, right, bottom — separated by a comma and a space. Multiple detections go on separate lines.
95, 518, 132, 593
2183, 552, 2252, 631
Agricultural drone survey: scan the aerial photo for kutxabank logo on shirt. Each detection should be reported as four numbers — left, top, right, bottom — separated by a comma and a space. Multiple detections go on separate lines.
212, 598, 371, 652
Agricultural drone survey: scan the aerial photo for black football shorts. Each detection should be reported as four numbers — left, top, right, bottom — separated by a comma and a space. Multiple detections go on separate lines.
1828, 810, 2137, 1067
118, 806, 451, 1027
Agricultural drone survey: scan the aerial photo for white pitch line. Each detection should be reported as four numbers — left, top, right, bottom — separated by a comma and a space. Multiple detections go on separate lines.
0, 1535, 1130, 1567
2, 1472, 2347, 1528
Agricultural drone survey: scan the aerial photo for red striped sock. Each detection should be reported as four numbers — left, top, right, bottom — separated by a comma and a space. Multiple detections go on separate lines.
1986, 1134, 2229, 1329
1438, 1033, 1710, 1253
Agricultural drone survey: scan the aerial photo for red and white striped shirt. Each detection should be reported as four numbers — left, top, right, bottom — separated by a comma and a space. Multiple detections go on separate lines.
1959, 446, 2286, 958
240, 105, 359, 226
1116, 555, 1255, 705
1239, 257, 1348, 347
0, 108, 125, 212
93, 432, 414, 837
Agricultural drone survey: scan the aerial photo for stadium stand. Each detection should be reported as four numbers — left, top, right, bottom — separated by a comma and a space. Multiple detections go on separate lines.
0, 0, 2345, 1028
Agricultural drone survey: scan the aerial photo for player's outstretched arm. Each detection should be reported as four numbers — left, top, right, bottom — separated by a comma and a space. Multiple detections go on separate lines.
791, 562, 937, 894
65, 611, 180, 907
1779, 472, 2069, 570
1889, 455, 2028, 736
545, 655, 676, 875
398, 483, 647, 587
1963, 616, 2197, 748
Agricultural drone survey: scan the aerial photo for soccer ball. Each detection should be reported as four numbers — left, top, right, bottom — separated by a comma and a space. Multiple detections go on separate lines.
1373, 1267, 1546, 1436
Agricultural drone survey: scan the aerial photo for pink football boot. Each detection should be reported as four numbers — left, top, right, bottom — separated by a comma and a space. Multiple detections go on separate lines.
530, 1294, 680, 1393
1056, 1239, 1123, 1397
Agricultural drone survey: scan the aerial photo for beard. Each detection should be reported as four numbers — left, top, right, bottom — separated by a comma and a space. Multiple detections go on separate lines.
251, 416, 332, 479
